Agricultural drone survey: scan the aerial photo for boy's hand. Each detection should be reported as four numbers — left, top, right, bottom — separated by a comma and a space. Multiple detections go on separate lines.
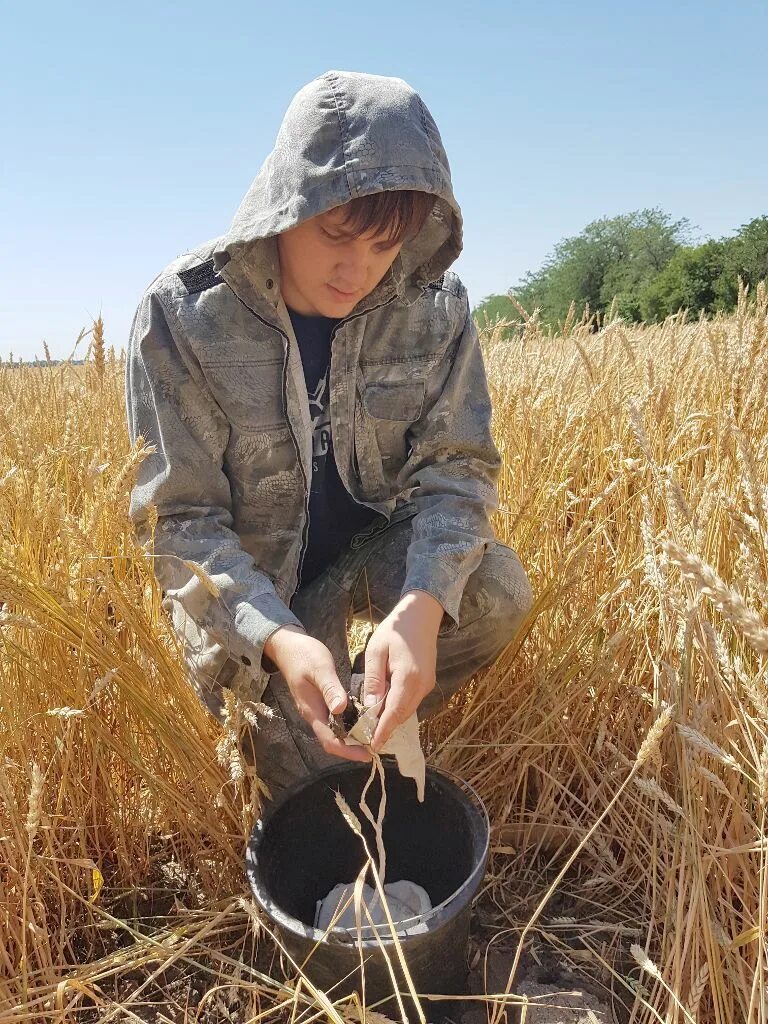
362, 591, 445, 751
263, 626, 372, 763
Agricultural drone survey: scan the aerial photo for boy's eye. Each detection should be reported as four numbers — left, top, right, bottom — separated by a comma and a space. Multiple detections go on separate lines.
321, 226, 399, 252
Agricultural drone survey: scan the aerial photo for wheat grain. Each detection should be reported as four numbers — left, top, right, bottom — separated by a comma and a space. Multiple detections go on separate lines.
241, 701, 274, 728
46, 707, 86, 719
641, 495, 664, 592
693, 763, 733, 799
633, 775, 684, 816
631, 944, 661, 978
0, 464, 19, 487
215, 730, 235, 771
228, 745, 244, 785
88, 668, 117, 703
631, 945, 697, 1023
685, 961, 710, 1020
91, 316, 105, 381
628, 400, 653, 461
0, 610, 40, 629
635, 704, 676, 768
26, 763, 44, 837
731, 422, 763, 525
677, 724, 741, 772
701, 620, 737, 688
758, 742, 768, 807
334, 791, 363, 836
663, 540, 768, 655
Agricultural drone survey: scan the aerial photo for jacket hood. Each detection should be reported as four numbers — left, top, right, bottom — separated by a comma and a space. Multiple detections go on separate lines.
213, 70, 463, 304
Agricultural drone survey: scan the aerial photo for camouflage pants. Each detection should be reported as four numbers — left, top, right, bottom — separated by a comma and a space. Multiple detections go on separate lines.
236, 507, 533, 797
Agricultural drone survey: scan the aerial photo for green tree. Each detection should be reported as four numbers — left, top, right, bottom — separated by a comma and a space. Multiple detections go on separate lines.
639, 240, 728, 321
715, 216, 768, 307
513, 208, 691, 326
472, 293, 520, 338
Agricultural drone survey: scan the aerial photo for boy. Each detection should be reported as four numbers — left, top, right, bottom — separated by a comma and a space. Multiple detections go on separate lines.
126, 70, 533, 795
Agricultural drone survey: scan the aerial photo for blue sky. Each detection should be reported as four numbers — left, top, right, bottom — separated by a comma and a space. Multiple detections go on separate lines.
2, 0, 767, 361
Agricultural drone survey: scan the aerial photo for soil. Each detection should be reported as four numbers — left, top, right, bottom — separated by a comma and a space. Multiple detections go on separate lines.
464, 943, 614, 1023
72, 951, 613, 1024
71, 953, 614, 1023
67, 898, 616, 1024
61, 837, 620, 1024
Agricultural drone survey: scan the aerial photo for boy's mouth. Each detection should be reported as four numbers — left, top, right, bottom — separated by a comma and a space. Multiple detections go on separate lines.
327, 284, 358, 300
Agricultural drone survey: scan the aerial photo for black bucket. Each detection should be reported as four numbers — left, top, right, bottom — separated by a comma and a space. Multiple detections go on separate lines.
245, 759, 489, 1017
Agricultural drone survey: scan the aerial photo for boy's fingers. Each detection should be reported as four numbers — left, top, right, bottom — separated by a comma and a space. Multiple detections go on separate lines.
322, 734, 373, 762
371, 682, 413, 752
292, 679, 371, 763
310, 717, 373, 763
363, 643, 388, 707
315, 674, 347, 714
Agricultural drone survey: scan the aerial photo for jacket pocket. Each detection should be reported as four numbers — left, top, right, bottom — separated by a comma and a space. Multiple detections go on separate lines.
354, 380, 425, 498
353, 394, 388, 501
199, 357, 285, 429
362, 380, 425, 422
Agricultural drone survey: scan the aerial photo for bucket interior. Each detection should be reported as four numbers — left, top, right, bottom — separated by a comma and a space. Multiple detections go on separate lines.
252, 761, 487, 929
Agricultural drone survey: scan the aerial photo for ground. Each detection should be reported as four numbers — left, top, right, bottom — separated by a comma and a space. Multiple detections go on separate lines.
76, 943, 613, 1024
71, 873, 616, 1024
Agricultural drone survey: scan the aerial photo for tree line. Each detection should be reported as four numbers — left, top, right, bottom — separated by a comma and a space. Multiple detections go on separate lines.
473, 209, 768, 332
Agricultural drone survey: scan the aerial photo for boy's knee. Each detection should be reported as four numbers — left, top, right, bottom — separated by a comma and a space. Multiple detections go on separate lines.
422, 543, 532, 718
489, 543, 534, 624
462, 542, 533, 641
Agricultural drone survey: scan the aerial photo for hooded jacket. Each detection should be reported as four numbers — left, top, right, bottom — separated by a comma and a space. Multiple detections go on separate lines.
126, 70, 501, 703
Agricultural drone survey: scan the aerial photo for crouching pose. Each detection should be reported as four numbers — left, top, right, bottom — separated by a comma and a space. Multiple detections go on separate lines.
126, 70, 533, 796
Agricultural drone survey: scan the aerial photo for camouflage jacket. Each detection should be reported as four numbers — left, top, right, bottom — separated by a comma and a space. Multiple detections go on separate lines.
125, 70, 501, 701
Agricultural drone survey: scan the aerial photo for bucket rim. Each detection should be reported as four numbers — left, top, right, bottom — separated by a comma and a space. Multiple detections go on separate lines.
245, 761, 490, 947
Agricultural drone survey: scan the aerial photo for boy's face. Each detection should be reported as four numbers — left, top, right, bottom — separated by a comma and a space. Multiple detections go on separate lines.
276, 205, 405, 317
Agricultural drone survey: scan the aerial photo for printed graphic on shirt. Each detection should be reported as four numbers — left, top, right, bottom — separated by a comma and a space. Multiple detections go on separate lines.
308, 373, 331, 471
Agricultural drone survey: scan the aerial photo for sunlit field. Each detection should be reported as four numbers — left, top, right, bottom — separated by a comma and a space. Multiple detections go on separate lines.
2, 286, 767, 1023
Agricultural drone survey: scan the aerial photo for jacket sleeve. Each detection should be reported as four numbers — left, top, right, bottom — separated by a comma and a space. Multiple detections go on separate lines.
398, 295, 501, 624
125, 288, 303, 668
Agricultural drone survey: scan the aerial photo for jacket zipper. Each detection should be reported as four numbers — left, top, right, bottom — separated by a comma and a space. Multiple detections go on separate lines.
228, 300, 311, 601
279, 333, 310, 598
329, 295, 397, 522
238, 292, 397, 602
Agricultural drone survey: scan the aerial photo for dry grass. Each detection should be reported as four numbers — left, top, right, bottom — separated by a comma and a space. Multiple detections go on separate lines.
1, 284, 767, 1022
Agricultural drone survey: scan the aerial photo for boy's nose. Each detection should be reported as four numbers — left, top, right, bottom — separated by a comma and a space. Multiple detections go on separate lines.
335, 262, 368, 291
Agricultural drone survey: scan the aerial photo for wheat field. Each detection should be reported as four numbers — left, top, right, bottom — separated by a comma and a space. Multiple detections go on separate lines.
1, 287, 767, 1023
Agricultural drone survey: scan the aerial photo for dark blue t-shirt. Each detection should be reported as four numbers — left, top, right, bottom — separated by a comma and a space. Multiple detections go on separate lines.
287, 307, 382, 585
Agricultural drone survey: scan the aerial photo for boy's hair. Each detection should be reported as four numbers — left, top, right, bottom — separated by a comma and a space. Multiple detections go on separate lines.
335, 190, 435, 246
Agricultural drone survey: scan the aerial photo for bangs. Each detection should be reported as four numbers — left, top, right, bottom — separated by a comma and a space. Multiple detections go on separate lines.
335, 190, 435, 246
